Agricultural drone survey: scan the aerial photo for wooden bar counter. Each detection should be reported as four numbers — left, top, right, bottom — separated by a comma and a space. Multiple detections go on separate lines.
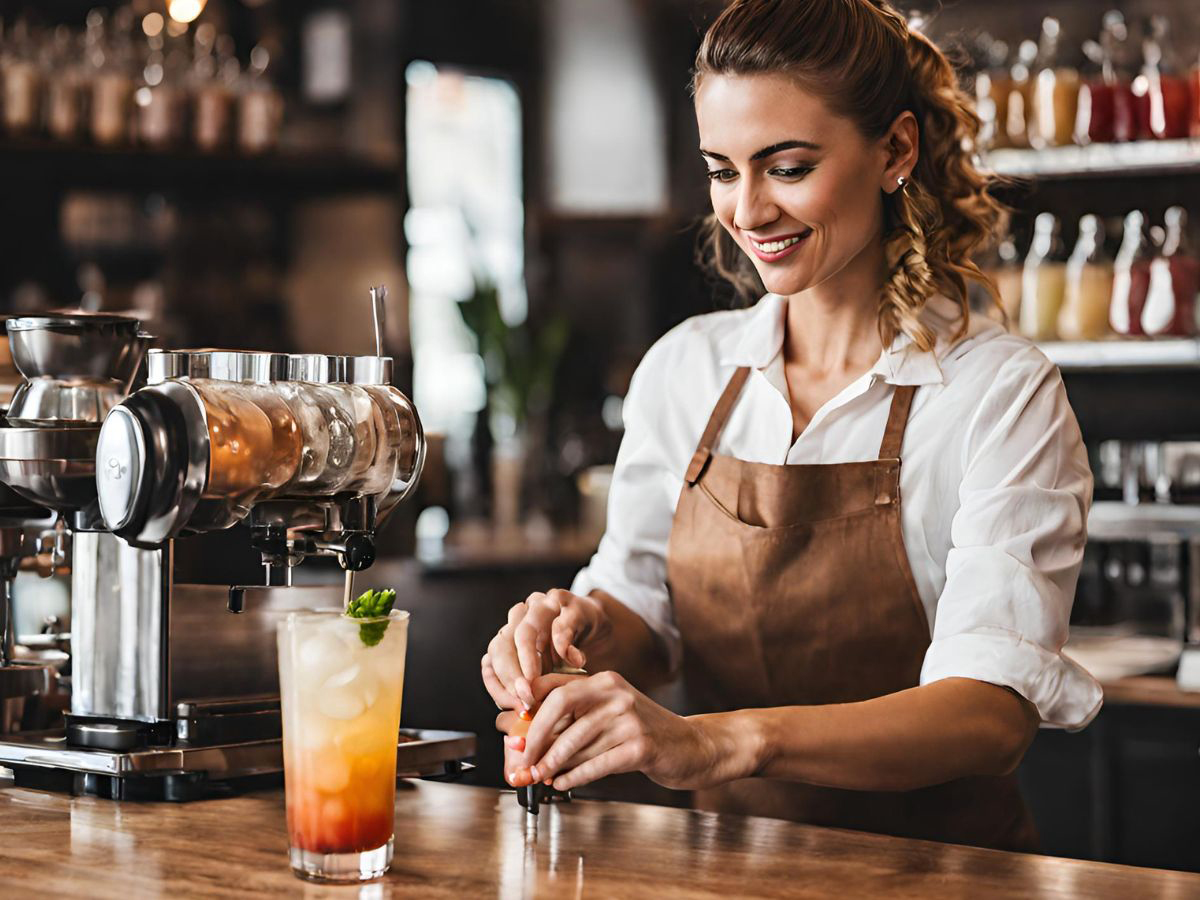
1, 779, 1197, 898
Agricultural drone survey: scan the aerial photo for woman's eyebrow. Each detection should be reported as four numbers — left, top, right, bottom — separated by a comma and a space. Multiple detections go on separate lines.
700, 139, 822, 162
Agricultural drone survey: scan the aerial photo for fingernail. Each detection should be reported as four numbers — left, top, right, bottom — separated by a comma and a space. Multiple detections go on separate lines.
507, 771, 517, 785
529, 766, 541, 781
543, 778, 553, 786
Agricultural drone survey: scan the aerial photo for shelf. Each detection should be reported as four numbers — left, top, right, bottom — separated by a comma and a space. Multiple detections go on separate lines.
984, 139, 1200, 179
0, 139, 399, 197
1038, 339, 1200, 371
1088, 501, 1200, 541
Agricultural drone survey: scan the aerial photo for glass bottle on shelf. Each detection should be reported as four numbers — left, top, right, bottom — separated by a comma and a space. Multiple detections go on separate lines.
1058, 214, 1113, 341
1020, 212, 1069, 342
1110, 210, 1155, 337
1142, 207, 1200, 337
1133, 16, 1192, 141
134, 14, 184, 149
1191, 51, 1200, 137
86, 8, 133, 146
1004, 40, 1038, 150
986, 234, 1023, 330
1106, 12, 1139, 143
1075, 38, 1112, 145
237, 44, 283, 155
1, 18, 41, 135
190, 25, 235, 153
44, 25, 84, 142
974, 37, 1010, 150
1030, 17, 1079, 149
1075, 13, 1132, 146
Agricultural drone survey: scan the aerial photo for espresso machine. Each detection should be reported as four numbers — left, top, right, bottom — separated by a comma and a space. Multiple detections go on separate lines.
0, 300, 474, 799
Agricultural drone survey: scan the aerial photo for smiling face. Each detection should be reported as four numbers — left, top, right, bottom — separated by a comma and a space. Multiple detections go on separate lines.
695, 72, 900, 300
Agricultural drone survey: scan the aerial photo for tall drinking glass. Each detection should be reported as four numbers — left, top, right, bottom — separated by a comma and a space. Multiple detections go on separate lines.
277, 608, 409, 882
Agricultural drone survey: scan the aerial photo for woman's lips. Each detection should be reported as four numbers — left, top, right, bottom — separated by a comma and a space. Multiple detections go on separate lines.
746, 229, 811, 263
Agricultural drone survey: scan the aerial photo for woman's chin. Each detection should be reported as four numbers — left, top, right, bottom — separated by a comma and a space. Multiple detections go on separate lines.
757, 272, 810, 297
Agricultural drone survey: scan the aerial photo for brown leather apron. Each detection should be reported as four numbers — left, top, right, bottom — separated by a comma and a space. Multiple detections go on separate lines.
666, 367, 1038, 852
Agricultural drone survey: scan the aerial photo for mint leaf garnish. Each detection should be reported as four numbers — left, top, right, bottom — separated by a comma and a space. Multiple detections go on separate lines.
346, 588, 397, 647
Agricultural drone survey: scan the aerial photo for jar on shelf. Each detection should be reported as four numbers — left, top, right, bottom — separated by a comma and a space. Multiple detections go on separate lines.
1142, 207, 1199, 337
1058, 214, 1113, 341
1020, 212, 1069, 342
1029, 17, 1079, 149
1110, 210, 1155, 337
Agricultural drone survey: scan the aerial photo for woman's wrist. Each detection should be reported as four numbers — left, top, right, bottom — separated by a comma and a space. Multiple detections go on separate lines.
688, 709, 771, 787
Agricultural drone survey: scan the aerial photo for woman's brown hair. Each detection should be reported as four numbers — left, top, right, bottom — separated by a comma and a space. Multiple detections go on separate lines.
693, 0, 1004, 351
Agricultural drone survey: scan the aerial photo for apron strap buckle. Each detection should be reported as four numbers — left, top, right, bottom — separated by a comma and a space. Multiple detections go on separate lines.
874, 461, 900, 506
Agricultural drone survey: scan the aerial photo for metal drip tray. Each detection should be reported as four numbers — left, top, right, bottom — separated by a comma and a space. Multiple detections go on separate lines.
0, 426, 99, 510
0, 727, 475, 780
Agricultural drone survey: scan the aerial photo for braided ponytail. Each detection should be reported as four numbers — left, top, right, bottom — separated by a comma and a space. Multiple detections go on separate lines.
694, 0, 1007, 351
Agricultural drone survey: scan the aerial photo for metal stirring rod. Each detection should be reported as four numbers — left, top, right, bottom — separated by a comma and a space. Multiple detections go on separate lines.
369, 285, 387, 358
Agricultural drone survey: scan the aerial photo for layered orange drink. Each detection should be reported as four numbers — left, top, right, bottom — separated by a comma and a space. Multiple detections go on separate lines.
277, 605, 408, 882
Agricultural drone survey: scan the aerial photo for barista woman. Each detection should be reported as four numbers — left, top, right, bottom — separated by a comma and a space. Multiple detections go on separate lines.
481, 0, 1101, 851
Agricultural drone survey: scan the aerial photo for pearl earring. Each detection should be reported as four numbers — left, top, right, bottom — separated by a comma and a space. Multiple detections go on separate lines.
896, 175, 909, 191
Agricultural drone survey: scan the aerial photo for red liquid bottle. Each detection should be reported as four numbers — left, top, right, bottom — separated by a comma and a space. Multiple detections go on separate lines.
1191, 61, 1200, 137
1142, 207, 1200, 337
1110, 210, 1154, 337
1140, 15, 1192, 140
1076, 13, 1132, 145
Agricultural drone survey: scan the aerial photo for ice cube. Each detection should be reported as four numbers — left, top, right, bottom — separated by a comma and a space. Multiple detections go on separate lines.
297, 630, 354, 687
316, 681, 362, 724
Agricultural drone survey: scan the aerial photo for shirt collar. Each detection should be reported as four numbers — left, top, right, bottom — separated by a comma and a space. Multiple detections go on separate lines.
717, 292, 956, 387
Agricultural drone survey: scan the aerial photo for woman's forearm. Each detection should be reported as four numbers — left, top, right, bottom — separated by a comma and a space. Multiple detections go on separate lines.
696, 678, 1040, 793
578, 590, 671, 691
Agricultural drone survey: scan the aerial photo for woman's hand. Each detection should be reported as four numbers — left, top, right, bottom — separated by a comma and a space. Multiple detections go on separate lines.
482, 589, 606, 710
497, 671, 760, 792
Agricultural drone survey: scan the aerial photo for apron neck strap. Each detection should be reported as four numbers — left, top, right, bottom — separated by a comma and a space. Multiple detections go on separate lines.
685, 367, 751, 484
878, 384, 917, 460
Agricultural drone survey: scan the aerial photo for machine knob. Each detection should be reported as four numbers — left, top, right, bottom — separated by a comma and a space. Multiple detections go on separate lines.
340, 534, 376, 571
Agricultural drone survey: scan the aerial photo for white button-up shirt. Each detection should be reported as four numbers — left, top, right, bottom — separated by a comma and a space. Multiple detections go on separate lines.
572, 293, 1103, 730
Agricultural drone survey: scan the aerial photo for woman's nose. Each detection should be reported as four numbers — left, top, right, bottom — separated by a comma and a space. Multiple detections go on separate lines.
732, 179, 779, 233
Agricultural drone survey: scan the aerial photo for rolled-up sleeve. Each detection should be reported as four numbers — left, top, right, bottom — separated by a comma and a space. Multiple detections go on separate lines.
571, 339, 684, 672
919, 349, 1103, 729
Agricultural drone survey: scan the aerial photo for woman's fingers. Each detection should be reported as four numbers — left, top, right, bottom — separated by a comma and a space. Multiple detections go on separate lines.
527, 706, 616, 783
486, 630, 525, 706
481, 655, 520, 710
550, 603, 589, 670
513, 594, 562, 687
522, 676, 599, 764
551, 743, 642, 792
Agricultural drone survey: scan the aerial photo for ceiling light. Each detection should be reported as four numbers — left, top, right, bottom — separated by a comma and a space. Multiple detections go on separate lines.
167, 0, 207, 25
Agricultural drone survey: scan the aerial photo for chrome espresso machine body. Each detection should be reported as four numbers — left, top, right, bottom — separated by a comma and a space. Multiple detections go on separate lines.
0, 307, 474, 799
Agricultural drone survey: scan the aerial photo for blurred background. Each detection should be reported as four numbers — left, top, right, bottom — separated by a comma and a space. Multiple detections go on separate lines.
1, 0, 1199, 874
